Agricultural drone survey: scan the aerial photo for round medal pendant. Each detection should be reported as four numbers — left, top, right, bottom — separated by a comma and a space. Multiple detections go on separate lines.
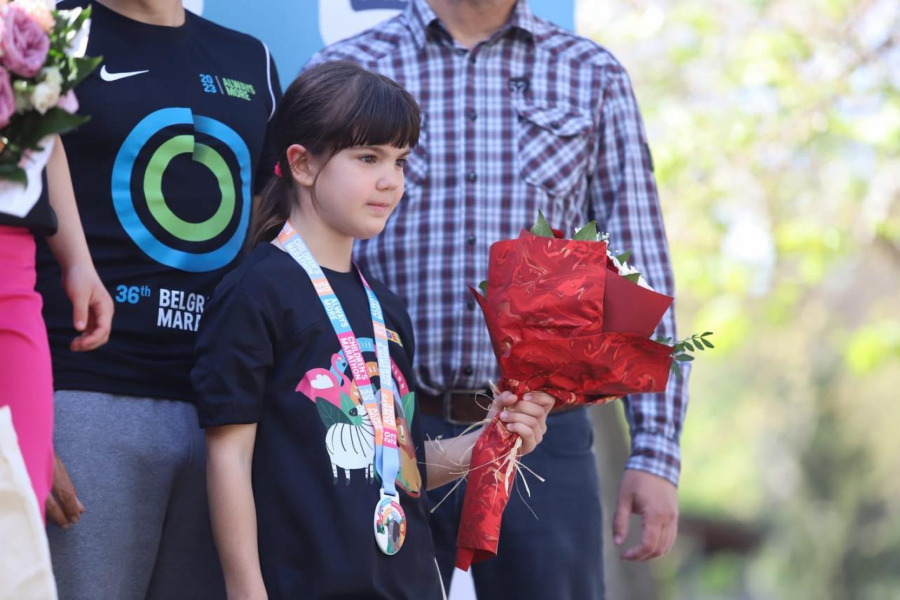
373, 492, 407, 556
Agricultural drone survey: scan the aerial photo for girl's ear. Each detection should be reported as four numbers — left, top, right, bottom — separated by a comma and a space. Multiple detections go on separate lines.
286, 144, 317, 187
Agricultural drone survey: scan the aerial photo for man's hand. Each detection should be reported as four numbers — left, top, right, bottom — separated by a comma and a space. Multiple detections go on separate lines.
45, 453, 84, 529
62, 264, 113, 352
613, 469, 679, 561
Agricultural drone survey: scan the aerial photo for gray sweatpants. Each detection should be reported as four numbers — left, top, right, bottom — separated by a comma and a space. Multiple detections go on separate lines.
46, 391, 225, 600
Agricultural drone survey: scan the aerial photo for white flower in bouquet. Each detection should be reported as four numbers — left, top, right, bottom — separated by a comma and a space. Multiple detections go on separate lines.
31, 68, 60, 114
31, 81, 58, 113
31, 81, 60, 115
597, 230, 653, 291
41, 65, 61, 87
606, 251, 652, 290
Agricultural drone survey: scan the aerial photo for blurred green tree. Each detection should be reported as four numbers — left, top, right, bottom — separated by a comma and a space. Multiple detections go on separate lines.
579, 0, 900, 597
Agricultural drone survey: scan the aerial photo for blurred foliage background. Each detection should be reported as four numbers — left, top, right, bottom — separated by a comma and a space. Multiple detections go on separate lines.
578, 0, 900, 598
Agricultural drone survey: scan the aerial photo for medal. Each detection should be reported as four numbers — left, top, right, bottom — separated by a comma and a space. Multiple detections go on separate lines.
373, 491, 407, 555
278, 221, 406, 556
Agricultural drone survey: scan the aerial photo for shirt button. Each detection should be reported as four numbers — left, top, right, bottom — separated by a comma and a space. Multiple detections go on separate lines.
467, 171, 477, 183
467, 235, 476, 246
468, 110, 477, 121
466, 298, 476, 310
469, 55, 477, 64
463, 366, 474, 376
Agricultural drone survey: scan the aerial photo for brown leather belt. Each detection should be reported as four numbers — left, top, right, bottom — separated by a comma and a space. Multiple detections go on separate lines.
420, 389, 493, 425
420, 389, 581, 425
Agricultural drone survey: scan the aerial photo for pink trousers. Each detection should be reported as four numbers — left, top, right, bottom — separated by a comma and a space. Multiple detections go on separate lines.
0, 225, 54, 516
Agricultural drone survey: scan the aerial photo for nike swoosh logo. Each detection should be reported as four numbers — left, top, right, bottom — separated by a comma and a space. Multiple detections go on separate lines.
100, 65, 150, 82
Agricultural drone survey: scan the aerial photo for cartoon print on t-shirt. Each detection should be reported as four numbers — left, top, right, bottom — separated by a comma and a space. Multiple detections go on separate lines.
296, 352, 352, 406
317, 389, 375, 483
296, 336, 421, 496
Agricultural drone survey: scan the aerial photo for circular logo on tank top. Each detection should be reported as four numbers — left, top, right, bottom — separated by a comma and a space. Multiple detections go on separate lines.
111, 107, 251, 272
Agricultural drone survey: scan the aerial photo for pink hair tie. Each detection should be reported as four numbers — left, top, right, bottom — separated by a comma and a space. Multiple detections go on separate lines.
274, 162, 283, 178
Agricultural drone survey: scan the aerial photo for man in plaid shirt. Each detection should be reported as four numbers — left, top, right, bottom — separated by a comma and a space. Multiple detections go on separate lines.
308, 0, 688, 597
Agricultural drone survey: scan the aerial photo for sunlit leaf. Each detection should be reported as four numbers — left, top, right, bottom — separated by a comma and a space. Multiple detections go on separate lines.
530, 210, 554, 238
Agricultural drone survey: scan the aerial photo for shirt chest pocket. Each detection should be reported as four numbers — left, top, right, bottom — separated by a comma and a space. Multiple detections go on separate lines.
403, 118, 428, 189
514, 103, 593, 197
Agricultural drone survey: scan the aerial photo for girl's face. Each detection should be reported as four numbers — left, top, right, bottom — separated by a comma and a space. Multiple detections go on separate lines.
308, 144, 410, 240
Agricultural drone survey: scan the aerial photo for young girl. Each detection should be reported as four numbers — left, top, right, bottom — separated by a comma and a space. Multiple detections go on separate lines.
192, 62, 555, 599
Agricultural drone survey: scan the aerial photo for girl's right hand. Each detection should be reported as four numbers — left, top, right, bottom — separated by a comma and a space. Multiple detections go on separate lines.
488, 390, 555, 455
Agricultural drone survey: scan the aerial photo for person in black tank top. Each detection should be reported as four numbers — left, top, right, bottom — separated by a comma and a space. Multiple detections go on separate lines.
35, 2, 281, 597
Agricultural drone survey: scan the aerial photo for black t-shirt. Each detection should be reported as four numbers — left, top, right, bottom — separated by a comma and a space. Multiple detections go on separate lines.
35, 0, 281, 400
193, 243, 443, 600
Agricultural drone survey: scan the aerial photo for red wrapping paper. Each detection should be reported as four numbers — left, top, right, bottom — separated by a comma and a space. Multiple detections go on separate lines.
456, 229, 676, 571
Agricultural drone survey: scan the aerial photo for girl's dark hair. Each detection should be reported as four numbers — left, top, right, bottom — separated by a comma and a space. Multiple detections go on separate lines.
250, 61, 421, 246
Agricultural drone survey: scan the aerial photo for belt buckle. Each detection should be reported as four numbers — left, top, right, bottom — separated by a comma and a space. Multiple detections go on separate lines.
442, 388, 490, 426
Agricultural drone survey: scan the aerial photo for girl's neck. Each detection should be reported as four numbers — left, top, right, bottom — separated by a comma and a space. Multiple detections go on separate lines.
288, 206, 354, 273
97, 0, 186, 26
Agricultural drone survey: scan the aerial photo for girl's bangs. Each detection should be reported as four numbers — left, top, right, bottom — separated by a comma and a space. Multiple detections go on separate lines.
326, 77, 420, 152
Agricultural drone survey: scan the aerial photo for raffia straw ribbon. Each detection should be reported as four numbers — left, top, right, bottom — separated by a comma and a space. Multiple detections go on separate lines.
427, 384, 545, 513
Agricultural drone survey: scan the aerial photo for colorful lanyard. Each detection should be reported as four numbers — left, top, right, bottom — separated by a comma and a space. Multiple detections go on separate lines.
278, 221, 401, 498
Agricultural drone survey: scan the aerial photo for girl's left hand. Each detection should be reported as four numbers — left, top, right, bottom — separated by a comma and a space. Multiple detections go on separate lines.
488, 391, 556, 455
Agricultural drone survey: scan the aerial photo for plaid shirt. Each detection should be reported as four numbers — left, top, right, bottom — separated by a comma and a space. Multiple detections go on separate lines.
308, 0, 689, 485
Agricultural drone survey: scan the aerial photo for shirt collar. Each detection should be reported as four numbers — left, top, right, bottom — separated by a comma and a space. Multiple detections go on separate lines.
406, 0, 440, 48
405, 0, 537, 49
506, 1, 538, 39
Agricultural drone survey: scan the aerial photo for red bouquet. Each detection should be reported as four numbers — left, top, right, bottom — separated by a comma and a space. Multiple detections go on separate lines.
456, 213, 710, 570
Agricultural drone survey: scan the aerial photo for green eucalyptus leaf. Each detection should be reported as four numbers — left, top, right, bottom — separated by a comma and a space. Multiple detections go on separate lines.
530, 210, 554, 238
702, 339, 715, 349
67, 55, 102, 89
674, 354, 695, 362
624, 273, 641, 284
671, 362, 683, 380
573, 220, 598, 241
616, 249, 633, 264
0, 163, 27, 186
478, 281, 488, 297
683, 340, 694, 351
15, 108, 90, 149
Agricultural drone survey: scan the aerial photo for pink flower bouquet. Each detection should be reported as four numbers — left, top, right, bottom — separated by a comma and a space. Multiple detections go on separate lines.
0, 1, 99, 214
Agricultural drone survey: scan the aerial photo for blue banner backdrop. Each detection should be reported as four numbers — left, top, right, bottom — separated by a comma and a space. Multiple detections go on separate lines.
185, 0, 574, 82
